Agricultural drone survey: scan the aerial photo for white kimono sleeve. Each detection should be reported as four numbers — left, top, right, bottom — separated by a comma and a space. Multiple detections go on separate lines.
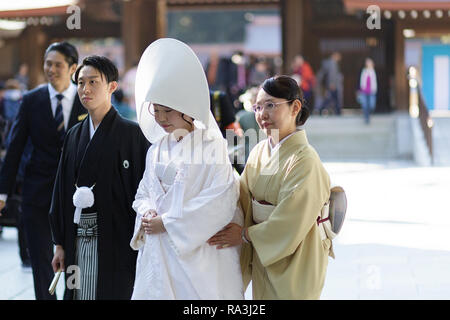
161, 162, 239, 257
130, 148, 157, 250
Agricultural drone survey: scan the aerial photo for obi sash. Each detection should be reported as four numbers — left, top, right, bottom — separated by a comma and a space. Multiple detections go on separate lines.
251, 198, 275, 224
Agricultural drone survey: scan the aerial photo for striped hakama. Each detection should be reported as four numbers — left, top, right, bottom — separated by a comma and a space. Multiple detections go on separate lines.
74, 212, 98, 300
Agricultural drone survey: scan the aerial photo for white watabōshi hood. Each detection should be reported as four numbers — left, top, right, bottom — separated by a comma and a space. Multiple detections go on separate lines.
135, 38, 220, 143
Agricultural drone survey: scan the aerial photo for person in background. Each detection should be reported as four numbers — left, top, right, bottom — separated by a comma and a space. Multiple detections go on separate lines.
210, 89, 241, 138
248, 59, 269, 88
0, 42, 86, 300
15, 63, 29, 92
316, 52, 343, 116
0, 78, 32, 270
210, 89, 244, 173
0, 81, 5, 149
358, 58, 377, 124
122, 62, 138, 111
291, 55, 316, 104
206, 50, 220, 91
1, 79, 23, 135
112, 88, 135, 121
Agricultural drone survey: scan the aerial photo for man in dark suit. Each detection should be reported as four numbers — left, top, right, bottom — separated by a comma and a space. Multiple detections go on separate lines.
0, 42, 87, 300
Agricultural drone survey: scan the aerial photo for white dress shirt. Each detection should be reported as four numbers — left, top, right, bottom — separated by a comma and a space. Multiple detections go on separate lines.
48, 83, 77, 130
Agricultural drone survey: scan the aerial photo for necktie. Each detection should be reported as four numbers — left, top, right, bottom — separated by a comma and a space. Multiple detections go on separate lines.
55, 94, 65, 145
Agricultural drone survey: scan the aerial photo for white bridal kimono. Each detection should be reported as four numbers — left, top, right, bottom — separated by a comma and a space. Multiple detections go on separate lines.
130, 129, 244, 299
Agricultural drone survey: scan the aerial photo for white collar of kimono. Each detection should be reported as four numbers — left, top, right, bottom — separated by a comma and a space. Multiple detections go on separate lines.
88, 115, 96, 140
155, 127, 229, 167
135, 38, 222, 144
157, 129, 196, 163
269, 127, 304, 154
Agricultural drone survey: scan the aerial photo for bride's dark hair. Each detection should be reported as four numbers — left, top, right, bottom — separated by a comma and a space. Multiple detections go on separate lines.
181, 114, 194, 128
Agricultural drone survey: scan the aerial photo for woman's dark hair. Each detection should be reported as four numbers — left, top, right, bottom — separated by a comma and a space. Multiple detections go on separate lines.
74, 55, 119, 84
261, 75, 309, 126
44, 41, 79, 67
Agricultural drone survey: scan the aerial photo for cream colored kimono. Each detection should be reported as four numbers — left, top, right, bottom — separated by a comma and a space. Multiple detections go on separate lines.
240, 130, 331, 300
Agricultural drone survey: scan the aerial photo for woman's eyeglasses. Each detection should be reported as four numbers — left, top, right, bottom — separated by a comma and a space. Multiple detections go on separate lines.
251, 100, 293, 113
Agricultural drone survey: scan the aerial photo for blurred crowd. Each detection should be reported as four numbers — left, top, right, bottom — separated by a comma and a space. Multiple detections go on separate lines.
201, 50, 378, 137
0, 64, 32, 269
0, 50, 379, 170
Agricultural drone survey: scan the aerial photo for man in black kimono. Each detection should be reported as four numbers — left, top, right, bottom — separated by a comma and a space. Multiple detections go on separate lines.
49, 55, 150, 300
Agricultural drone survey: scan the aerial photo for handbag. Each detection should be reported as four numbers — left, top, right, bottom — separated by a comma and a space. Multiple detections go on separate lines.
318, 184, 347, 241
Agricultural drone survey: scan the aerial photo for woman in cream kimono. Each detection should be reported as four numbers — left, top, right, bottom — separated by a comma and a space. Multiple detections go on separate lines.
208, 75, 331, 299
130, 38, 243, 300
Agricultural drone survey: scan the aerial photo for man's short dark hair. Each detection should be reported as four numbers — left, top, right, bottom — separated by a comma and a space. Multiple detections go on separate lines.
44, 41, 78, 66
74, 55, 119, 84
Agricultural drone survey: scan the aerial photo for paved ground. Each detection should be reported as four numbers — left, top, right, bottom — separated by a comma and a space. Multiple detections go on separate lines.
1, 160, 449, 300
321, 160, 450, 299
432, 116, 450, 166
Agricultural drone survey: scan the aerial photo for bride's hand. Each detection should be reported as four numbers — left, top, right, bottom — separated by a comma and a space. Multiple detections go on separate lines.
142, 210, 165, 234
143, 209, 157, 219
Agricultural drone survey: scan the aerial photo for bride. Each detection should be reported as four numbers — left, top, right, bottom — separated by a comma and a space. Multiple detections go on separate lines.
130, 38, 244, 300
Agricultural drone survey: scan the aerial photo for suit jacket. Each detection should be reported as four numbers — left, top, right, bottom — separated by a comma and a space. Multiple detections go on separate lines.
0, 84, 87, 208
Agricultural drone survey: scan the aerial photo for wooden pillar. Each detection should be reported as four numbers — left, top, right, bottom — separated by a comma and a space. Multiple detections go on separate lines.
19, 26, 48, 88
280, 0, 305, 74
394, 20, 408, 111
122, 0, 167, 70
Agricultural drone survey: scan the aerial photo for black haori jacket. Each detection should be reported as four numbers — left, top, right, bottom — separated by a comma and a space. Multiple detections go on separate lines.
49, 107, 150, 300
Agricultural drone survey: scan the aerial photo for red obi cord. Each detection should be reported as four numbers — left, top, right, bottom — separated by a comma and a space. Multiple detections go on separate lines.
317, 216, 330, 225
253, 197, 273, 206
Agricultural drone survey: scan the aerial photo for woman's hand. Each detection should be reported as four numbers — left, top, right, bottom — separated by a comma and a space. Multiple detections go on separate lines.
142, 210, 166, 234
207, 223, 242, 249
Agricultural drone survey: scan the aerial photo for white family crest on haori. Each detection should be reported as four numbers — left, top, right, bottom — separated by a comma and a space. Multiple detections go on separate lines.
130, 38, 244, 300
72, 184, 95, 224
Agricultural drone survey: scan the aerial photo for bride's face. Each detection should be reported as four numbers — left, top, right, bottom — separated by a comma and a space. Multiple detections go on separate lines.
150, 103, 194, 134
